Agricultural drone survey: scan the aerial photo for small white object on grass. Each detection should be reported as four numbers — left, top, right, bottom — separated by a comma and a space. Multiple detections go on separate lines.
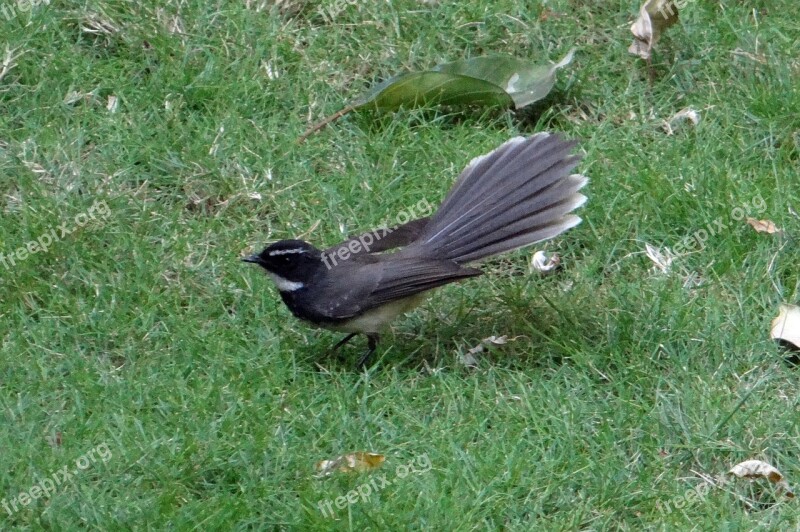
531, 250, 561, 274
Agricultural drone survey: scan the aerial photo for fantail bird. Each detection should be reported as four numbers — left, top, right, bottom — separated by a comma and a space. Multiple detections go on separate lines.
243, 133, 588, 367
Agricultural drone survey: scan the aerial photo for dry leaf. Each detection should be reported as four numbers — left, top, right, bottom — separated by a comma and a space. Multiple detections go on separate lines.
645, 243, 672, 274
629, 0, 679, 60
64, 91, 84, 105
458, 335, 509, 367
746, 217, 781, 234
662, 107, 700, 134
458, 351, 479, 368
106, 95, 118, 113
729, 460, 795, 498
531, 250, 561, 273
730, 460, 784, 482
315, 452, 385, 477
770, 304, 800, 351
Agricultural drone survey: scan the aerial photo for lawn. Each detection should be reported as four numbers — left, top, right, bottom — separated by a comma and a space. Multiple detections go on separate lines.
1, 0, 799, 529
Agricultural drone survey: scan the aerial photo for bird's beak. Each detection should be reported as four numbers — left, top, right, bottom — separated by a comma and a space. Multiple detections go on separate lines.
241, 254, 261, 264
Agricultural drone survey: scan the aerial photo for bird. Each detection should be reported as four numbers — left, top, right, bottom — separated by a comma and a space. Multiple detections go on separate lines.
243, 133, 588, 368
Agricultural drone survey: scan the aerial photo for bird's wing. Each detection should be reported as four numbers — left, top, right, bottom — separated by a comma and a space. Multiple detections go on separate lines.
302, 256, 481, 320
364, 258, 482, 309
323, 217, 430, 259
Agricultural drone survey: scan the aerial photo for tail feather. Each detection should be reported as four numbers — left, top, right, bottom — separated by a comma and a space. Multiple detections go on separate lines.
411, 133, 588, 264
434, 134, 574, 222
437, 156, 582, 251
445, 175, 588, 262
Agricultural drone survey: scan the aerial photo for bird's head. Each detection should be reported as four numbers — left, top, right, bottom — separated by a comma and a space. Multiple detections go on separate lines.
242, 240, 322, 291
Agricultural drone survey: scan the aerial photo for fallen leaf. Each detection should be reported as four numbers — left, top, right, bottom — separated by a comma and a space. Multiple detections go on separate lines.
629, 0, 679, 61
457, 351, 479, 368
746, 217, 781, 234
458, 335, 509, 367
645, 243, 673, 274
298, 50, 575, 142
64, 91, 84, 105
354, 71, 511, 111
361, 49, 574, 112
729, 459, 795, 498
531, 250, 561, 273
315, 452, 385, 477
477, 336, 508, 350
106, 95, 118, 113
662, 107, 700, 134
770, 304, 800, 351
730, 460, 783, 482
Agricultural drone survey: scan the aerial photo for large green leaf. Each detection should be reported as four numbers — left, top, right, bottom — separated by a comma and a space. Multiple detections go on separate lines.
353, 71, 513, 111
353, 49, 574, 112
435, 49, 575, 109
298, 50, 575, 142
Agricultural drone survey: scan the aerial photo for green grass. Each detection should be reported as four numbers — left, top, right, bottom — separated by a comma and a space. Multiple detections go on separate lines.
1, 0, 799, 529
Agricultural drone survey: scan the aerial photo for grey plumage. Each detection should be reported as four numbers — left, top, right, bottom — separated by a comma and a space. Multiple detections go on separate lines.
246, 132, 588, 355
405, 132, 587, 264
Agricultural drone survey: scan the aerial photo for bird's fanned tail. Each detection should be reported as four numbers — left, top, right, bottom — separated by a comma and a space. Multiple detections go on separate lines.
410, 133, 588, 264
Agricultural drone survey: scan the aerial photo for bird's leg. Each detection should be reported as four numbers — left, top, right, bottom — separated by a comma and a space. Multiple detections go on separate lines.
356, 334, 380, 369
328, 333, 357, 356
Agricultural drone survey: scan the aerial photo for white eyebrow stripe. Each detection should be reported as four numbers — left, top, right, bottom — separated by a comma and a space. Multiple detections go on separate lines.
268, 248, 307, 256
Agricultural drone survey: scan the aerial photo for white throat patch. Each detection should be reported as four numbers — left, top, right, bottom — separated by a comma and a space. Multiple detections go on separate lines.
268, 273, 304, 292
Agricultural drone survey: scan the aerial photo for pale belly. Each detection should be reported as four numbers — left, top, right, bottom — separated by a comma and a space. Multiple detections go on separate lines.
327, 293, 429, 334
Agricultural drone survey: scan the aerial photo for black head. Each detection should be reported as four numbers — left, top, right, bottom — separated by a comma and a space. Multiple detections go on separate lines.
242, 240, 323, 284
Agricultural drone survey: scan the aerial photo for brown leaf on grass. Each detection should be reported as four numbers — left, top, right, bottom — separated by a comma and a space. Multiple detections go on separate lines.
746, 217, 781, 234
315, 452, 385, 477
662, 107, 700, 134
729, 460, 795, 498
458, 336, 509, 367
770, 304, 800, 352
629, 0, 679, 61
